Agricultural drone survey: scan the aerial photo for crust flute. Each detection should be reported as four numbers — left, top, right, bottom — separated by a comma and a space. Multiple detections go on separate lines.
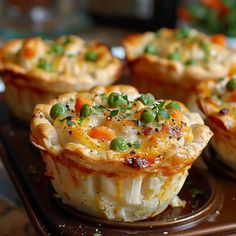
30, 85, 212, 222
0, 35, 122, 121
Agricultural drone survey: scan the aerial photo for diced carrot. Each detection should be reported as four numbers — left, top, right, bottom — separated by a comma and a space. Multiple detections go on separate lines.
23, 47, 36, 58
75, 97, 93, 113
211, 34, 226, 47
171, 109, 181, 119
89, 126, 116, 141
230, 90, 236, 102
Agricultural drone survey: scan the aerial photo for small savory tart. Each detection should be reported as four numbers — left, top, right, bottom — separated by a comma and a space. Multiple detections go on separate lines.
30, 85, 212, 222
0, 35, 122, 121
197, 76, 236, 172
123, 27, 236, 105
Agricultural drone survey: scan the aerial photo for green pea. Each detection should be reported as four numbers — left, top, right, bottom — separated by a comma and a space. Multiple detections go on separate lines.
176, 27, 191, 39
110, 137, 128, 152
80, 104, 94, 117
50, 103, 66, 119
185, 58, 196, 65
167, 52, 181, 61
144, 43, 157, 55
108, 92, 123, 107
50, 43, 64, 55
141, 110, 156, 124
226, 78, 236, 91
38, 58, 53, 72
138, 93, 155, 105
84, 51, 98, 61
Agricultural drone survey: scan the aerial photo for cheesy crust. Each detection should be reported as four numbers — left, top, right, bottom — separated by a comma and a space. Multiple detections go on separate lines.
123, 28, 236, 102
31, 85, 212, 221
0, 35, 122, 120
197, 77, 236, 171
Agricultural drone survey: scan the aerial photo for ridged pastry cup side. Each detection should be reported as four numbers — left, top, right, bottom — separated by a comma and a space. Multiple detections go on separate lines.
42, 151, 189, 222
3, 75, 56, 121
207, 120, 236, 172
131, 75, 194, 103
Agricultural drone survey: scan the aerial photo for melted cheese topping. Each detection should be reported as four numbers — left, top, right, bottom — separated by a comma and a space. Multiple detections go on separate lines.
198, 77, 236, 131
139, 28, 232, 66
0, 35, 116, 77
46, 88, 196, 163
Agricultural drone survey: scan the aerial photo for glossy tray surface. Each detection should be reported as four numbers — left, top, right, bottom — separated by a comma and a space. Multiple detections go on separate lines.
0, 95, 236, 236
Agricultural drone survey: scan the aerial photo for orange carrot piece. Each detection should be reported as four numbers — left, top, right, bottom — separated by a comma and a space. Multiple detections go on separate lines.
75, 97, 93, 113
89, 126, 116, 141
211, 34, 226, 47
23, 47, 36, 58
171, 109, 181, 119
230, 90, 236, 102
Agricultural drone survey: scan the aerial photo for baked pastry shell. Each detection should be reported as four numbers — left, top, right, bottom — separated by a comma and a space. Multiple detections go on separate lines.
0, 39, 122, 121
123, 31, 235, 104
30, 87, 213, 222
197, 80, 236, 172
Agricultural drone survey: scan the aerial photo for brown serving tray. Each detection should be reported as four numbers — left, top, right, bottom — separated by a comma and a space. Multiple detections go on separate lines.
0, 93, 236, 236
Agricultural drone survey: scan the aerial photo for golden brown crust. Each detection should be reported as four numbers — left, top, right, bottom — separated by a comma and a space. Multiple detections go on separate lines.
31, 85, 212, 176
0, 36, 122, 93
197, 77, 236, 171
123, 28, 236, 101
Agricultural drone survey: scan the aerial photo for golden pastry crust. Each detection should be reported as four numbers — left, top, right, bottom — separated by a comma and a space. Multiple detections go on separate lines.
197, 77, 236, 171
0, 35, 122, 120
123, 28, 236, 102
30, 85, 212, 221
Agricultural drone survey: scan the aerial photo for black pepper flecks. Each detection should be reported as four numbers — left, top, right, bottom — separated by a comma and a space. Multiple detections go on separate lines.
219, 108, 229, 115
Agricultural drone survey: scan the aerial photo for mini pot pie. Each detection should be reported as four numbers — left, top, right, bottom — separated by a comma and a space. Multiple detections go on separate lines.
0, 35, 122, 121
30, 85, 212, 222
197, 77, 236, 172
123, 28, 236, 107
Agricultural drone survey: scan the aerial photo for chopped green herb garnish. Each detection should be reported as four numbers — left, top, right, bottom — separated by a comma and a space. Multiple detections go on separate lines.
110, 110, 119, 117
38, 58, 53, 72
93, 105, 105, 112
125, 112, 132, 117
77, 116, 83, 126
66, 120, 75, 126
133, 140, 140, 149
135, 119, 143, 126
158, 109, 170, 120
